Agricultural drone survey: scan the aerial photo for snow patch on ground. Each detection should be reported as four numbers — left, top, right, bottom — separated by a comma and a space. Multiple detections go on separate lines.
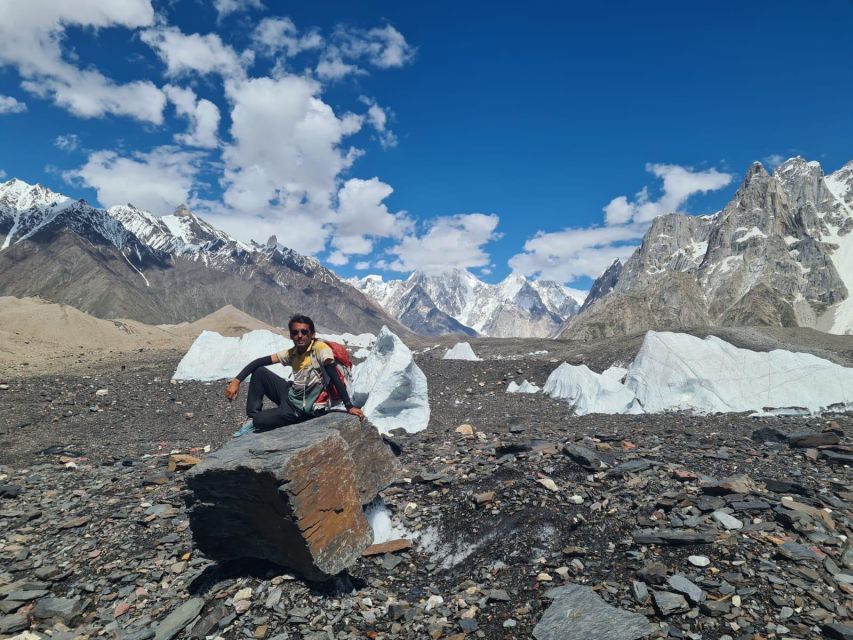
365, 499, 410, 545
442, 342, 481, 361
172, 330, 293, 381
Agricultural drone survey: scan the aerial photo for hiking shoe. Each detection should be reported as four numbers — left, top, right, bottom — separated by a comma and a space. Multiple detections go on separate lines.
233, 419, 255, 438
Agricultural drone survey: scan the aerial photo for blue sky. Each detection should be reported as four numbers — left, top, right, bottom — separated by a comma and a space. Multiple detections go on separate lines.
1, 1, 851, 292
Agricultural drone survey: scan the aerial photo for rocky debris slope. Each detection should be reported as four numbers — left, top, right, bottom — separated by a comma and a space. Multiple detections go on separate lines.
564, 157, 853, 339
0, 178, 402, 335
0, 345, 851, 639
186, 414, 400, 581
351, 269, 582, 338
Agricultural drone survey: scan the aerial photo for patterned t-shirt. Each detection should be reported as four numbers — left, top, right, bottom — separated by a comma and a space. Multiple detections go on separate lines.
276, 340, 334, 414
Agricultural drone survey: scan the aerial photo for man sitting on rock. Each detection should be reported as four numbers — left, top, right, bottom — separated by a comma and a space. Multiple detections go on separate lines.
224, 314, 364, 436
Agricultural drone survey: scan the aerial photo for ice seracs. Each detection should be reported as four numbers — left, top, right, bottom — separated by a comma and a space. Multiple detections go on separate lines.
351, 327, 430, 434
507, 380, 541, 394
625, 331, 853, 414
172, 330, 293, 382
544, 331, 853, 416
442, 342, 481, 361
543, 363, 637, 415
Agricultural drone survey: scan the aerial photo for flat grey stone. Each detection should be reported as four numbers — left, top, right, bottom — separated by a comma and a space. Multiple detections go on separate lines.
33, 596, 86, 624
633, 529, 715, 545
533, 583, 652, 640
712, 510, 743, 530
667, 575, 705, 603
154, 597, 205, 640
652, 591, 689, 616
0, 613, 28, 634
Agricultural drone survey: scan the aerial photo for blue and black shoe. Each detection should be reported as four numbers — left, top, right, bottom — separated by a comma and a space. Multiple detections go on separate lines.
233, 419, 255, 438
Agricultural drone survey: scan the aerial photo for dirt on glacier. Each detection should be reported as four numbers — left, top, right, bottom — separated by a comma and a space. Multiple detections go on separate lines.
0, 327, 851, 639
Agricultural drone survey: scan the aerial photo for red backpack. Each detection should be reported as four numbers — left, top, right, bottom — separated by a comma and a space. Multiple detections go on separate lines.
313, 341, 354, 410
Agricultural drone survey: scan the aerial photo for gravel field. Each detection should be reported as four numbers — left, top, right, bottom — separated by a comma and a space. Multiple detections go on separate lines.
0, 332, 852, 639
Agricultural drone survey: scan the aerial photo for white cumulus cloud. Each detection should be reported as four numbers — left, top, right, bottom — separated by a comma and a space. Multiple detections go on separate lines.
213, 0, 263, 19
330, 177, 411, 261
338, 25, 415, 69
164, 85, 220, 149
0, 95, 27, 114
65, 145, 203, 215
141, 26, 249, 79
388, 213, 500, 274
252, 17, 323, 57
0, 0, 165, 123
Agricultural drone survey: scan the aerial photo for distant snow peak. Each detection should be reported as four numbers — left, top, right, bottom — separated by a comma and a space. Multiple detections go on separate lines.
352, 269, 581, 338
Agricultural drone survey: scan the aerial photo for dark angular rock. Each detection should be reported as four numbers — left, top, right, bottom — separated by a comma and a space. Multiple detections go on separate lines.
633, 529, 715, 545
699, 600, 731, 616
787, 431, 840, 448
777, 541, 821, 562
154, 597, 205, 640
823, 623, 853, 640
651, 591, 689, 616
33, 596, 86, 624
533, 584, 652, 640
667, 575, 705, 603
185, 414, 400, 581
562, 444, 613, 470
0, 484, 21, 499
0, 613, 28, 634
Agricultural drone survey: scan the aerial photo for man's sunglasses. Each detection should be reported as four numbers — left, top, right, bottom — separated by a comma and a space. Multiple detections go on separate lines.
290, 328, 312, 336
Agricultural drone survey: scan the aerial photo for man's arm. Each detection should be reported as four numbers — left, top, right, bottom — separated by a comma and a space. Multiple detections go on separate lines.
224, 353, 280, 401
322, 360, 364, 420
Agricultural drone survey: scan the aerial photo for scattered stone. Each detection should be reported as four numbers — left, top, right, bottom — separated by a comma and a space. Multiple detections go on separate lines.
33, 596, 86, 624
362, 538, 413, 556
168, 454, 201, 472
633, 529, 715, 545
688, 555, 710, 567
153, 597, 205, 640
699, 475, 754, 495
667, 575, 705, 603
533, 584, 652, 639
652, 591, 689, 616
712, 510, 743, 530
563, 444, 613, 470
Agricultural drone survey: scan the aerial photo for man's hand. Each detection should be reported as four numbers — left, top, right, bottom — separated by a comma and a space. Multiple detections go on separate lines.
224, 378, 241, 402
348, 406, 365, 421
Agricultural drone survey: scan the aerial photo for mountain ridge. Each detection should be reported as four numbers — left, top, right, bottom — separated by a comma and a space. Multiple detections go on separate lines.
562, 156, 853, 339
350, 268, 583, 338
0, 178, 407, 335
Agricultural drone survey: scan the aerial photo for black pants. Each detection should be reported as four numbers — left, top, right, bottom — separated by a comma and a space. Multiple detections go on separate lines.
246, 367, 312, 431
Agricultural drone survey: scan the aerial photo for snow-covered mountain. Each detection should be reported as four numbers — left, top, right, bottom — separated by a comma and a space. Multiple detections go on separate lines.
563, 157, 853, 339
351, 268, 583, 338
0, 178, 403, 333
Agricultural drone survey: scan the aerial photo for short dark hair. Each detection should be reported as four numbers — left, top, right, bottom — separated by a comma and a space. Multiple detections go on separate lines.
288, 314, 315, 333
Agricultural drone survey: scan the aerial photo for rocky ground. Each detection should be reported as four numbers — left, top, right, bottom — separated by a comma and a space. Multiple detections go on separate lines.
1, 335, 852, 639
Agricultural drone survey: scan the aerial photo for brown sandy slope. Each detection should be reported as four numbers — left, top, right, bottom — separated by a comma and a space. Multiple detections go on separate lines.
0, 297, 287, 376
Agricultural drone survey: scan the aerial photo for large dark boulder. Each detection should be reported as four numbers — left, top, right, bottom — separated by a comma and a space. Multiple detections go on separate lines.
185, 413, 401, 581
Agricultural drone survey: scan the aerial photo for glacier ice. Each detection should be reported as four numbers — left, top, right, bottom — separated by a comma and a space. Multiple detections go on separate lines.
442, 342, 481, 361
544, 331, 853, 416
625, 331, 853, 414
172, 329, 293, 381
543, 363, 637, 415
351, 326, 430, 434
507, 379, 541, 394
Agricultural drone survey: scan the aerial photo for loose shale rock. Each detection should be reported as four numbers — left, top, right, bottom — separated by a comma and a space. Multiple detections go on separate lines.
185, 413, 400, 581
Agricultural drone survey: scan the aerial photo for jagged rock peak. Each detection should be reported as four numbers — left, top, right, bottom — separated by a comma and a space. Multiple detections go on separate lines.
266, 235, 278, 247
173, 204, 192, 217
746, 161, 769, 180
